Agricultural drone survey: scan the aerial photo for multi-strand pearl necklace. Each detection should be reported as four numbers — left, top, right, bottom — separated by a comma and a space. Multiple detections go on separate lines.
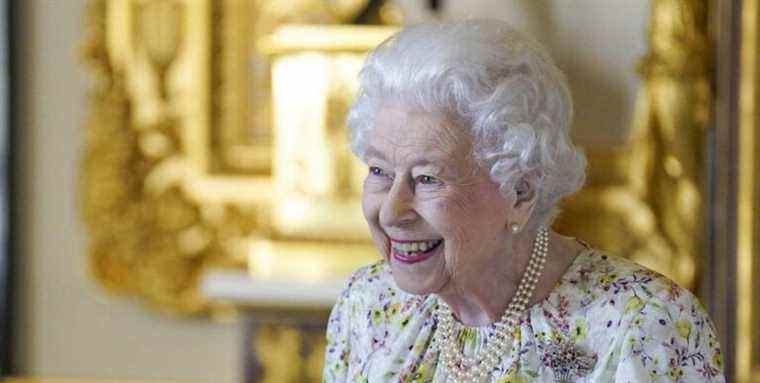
433, 227, 549, 383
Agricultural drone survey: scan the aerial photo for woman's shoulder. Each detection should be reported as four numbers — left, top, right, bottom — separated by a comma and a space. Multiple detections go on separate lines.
567, 248, 707, 317
572, 248, 685, 291
567, 249, 725, 380
331, 259, 433, 334
342, 259, 394, 296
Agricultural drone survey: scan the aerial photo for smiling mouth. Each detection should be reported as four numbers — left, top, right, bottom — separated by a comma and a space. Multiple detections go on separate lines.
390, 239, 443, 264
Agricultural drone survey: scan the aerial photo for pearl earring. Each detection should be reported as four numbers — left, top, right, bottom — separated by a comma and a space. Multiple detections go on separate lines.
510, 223, 521, 233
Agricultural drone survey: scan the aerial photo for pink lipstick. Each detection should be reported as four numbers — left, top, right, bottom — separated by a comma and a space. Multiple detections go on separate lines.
391, 241, 443, 264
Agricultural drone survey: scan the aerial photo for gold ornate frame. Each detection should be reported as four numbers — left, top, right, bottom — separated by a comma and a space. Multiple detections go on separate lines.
82, 0, 718, 321
736, 0, 759, 379
80, 0, 392, 315
708, 0, 759, 380
81, 0, 259, 314
81, 0, 759, 379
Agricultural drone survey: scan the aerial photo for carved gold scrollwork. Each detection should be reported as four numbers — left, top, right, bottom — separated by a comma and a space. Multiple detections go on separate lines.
253, 324, 326, 383
635, 0, 709, 289
81, 0, 393, 315
557, 0, 709, 289
632, 0, 709, 289
82, 0, 254, 314
736, 0, 760, 379
82, 0, 709, 316
136, 0, 184, 99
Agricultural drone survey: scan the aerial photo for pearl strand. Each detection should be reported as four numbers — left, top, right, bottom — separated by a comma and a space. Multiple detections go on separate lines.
433, 228, 549, 383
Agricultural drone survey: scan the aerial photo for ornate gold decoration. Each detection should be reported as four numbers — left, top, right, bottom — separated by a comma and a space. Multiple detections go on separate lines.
635, 0, 710, 290
82, 0, 260, 314
82, 0, 709, 321
737, 0, 759, 380
557, 0, 709, 290
212, 0, 399, 174
253, 324, 325, 382
80, 1, 721, 379
81, 0, 395, 315
255, 325, 303, 383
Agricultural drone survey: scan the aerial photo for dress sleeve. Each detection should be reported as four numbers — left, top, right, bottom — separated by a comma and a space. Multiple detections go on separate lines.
613, 289, 725, 382
322, 273, 359, 382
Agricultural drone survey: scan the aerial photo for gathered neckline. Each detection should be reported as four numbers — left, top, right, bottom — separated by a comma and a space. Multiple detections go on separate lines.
426, 245, 595, 332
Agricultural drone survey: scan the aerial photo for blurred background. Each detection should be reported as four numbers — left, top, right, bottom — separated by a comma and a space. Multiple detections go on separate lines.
2, 0, 758, 382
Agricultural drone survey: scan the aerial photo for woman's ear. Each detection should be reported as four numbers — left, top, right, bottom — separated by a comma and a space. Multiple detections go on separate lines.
514, 178, 536, 206
509, 177, 537, 229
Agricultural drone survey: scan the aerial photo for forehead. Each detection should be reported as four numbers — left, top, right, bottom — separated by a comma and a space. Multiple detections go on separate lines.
368, 105, 472, 164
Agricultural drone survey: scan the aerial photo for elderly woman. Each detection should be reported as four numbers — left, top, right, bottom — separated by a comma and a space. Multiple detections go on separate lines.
323, 20, 724, 382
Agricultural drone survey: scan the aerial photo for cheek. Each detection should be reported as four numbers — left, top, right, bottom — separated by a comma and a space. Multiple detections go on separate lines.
362, 192, 391, 257
362, 191, 388, 235
361, 191, 381, 223
429, 198, 472, 243
432, 190, 486, 227
430, 191, 504, 250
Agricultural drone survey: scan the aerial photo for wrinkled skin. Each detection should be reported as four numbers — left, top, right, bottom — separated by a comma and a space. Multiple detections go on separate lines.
361, 104, 583, 326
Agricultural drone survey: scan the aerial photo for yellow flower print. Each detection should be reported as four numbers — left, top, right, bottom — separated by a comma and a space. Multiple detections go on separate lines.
599, 273, 619, 288
713, 352, 723, 368
668, 367, 685, 379
410, 364, 430, 383
367, 264, 381, 277
625, 296, 644, 314
371, 309, 383, 326
458, 328, 478, 351
676, 319, 692, 339
513, 325, 521, 339
572, 319, 588, 342
497, 369, 527, 383
386, 303, 401, 319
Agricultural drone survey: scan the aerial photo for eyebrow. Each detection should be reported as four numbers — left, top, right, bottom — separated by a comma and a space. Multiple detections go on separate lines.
365, 145, 450, 169
364, 145, 388, 162
409, 158, 445, 169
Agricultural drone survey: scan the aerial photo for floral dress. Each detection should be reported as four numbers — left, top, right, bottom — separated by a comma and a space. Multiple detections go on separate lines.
322, 248, 725, 382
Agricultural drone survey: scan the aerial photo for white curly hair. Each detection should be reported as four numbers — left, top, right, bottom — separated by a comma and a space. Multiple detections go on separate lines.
347, 19, 587, 228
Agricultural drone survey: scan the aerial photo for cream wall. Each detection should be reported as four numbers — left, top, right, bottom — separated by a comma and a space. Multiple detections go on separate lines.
15, 1, 241, 381
13, 0, 648, 381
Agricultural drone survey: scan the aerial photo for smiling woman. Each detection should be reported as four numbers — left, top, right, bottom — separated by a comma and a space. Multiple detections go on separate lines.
322, 19, 725, 383
362, 106, 519, 301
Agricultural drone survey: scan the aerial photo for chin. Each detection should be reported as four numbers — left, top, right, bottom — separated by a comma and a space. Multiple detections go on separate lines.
388, 261, 449, 296
392, 278, 432, 295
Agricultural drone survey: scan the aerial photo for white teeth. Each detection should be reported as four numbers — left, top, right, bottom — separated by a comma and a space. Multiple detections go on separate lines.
391, 239, 442, 256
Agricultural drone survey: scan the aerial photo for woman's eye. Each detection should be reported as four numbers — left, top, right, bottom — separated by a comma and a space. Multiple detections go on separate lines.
417, 175, 441, 185
369, 166, 386, 177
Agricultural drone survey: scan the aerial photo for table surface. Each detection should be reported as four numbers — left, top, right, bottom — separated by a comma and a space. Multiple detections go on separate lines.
200, 268, 345, 309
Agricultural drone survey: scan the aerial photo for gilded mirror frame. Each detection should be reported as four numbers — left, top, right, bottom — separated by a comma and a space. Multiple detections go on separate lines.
80, 0, 396, 315
707, 0, 759, 380
735, 0, 759, 380
82, 0, 711, 316
80, 0, 760, 379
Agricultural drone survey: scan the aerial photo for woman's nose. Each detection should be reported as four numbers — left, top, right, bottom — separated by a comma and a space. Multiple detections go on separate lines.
379, 179, 417, 228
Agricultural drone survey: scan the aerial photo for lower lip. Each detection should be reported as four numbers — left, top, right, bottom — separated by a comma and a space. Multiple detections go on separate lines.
391, 241, 443, 264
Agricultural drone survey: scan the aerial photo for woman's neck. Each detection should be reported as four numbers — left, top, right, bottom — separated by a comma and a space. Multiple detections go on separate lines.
435, 230, 584, 327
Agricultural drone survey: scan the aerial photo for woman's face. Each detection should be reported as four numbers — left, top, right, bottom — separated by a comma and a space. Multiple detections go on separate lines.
362, 105, 513, 295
